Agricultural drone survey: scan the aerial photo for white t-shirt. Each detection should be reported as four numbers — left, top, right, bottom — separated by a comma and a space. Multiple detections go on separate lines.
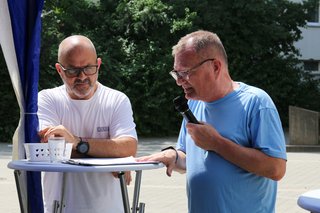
38, 83, 138, 213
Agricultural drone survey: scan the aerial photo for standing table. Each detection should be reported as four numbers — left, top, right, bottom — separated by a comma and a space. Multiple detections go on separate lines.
298, 189, 320, 213
7, 159, 163, 213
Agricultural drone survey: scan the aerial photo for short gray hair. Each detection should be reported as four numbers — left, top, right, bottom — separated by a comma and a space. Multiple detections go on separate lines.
172, 30, 228, 64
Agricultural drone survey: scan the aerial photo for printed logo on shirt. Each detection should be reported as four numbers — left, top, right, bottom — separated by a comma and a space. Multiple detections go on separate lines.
97, 127, 109, 132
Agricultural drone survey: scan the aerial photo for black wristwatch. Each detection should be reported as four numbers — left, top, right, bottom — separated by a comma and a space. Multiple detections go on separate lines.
76, 138, 90, 154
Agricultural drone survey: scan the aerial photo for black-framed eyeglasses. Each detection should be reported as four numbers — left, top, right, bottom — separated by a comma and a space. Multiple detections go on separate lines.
58, 63, 99, 78
169, 58, 215, 80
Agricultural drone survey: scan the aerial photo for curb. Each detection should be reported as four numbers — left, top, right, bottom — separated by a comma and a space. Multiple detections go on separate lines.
286, 145, 320, 152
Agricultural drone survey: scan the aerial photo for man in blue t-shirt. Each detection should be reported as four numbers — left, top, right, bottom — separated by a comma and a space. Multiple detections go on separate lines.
138, 30, 287, 213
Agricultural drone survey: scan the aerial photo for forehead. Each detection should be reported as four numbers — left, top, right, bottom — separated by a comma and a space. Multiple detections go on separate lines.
174, 49, 199, 70
61, 46, 96, 67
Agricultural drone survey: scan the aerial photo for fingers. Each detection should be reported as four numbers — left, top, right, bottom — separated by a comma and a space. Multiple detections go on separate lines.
112, 172, 118, 178
39, 125, 76, 144
112, 171, 132, 185
136, 155, 158, 162
125, 171, 132, 185
43, 125, 64, 140
38, 127, 51, 143
166, 164, 174, 177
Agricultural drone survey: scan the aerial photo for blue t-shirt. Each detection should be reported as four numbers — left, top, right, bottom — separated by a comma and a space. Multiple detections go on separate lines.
176, 82, 287, 213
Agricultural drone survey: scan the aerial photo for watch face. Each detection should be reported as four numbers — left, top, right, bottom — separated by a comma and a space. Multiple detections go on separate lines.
78, 142, 89, 154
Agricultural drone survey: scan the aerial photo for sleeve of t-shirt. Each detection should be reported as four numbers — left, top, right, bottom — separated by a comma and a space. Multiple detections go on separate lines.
38, 89, 61, 129
176, 119, 187, 153
250, 107, 287, 160
109, 94, 138, 140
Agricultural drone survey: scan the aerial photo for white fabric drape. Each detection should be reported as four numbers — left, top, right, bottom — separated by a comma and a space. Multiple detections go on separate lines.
0, 0, 26, 160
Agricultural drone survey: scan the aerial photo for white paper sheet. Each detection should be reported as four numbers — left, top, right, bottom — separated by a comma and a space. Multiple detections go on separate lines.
63, 156, 159, 166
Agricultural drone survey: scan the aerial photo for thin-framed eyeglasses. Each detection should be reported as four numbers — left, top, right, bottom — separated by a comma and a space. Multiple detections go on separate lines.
58, 63, 99, 78
169, 58, 215, 80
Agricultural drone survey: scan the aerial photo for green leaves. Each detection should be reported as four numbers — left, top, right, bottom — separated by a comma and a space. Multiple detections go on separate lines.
1, 0, 319, 142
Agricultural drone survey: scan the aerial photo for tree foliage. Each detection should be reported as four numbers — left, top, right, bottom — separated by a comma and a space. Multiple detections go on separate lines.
0, 49, 20, 142
1, 0, 319, 142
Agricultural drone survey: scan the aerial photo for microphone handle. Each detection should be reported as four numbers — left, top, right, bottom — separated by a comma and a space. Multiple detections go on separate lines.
181, 109, 200, 124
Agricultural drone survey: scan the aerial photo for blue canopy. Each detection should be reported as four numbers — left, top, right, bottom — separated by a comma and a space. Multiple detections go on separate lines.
0, 0, 44, 212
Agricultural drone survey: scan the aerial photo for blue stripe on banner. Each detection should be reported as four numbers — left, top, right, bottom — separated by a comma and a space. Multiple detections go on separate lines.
7, 0, 44, 212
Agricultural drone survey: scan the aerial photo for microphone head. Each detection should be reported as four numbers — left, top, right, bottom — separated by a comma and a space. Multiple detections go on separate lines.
173, 96, 189, 112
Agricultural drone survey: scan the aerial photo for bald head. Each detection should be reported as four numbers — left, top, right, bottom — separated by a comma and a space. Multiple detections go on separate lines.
58, 35, 97, 64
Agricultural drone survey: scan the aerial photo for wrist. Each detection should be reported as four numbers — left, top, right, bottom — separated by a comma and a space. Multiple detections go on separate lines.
161, 146, 179, 164
71, 136, 80, 149
76, 137, 90, 154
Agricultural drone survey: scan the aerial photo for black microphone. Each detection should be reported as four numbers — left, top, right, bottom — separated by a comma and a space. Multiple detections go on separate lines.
173, 96, 200, 124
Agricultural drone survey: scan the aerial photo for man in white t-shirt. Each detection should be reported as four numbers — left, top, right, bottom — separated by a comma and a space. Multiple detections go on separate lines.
38, 35, 137, 213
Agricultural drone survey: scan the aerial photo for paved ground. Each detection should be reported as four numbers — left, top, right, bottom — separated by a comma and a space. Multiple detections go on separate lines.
1, 138, 320, 213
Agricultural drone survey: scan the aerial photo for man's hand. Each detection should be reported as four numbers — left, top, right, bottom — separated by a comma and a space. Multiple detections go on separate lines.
186, 122, 221, 152
112, 171, 132, 185
38, 125, 78, 146
136, 150, 178, 177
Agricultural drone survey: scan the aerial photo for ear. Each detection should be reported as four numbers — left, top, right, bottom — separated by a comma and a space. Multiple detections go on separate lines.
55, 63, 62, 74
212, 59, 221, 73
97, 58, 102, 69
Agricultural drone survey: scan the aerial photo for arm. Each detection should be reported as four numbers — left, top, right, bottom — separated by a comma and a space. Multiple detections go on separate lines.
77, 136, 137, 158
40, 125, 137, 158
186, 122, 286, 181
40, 126, 137, 185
